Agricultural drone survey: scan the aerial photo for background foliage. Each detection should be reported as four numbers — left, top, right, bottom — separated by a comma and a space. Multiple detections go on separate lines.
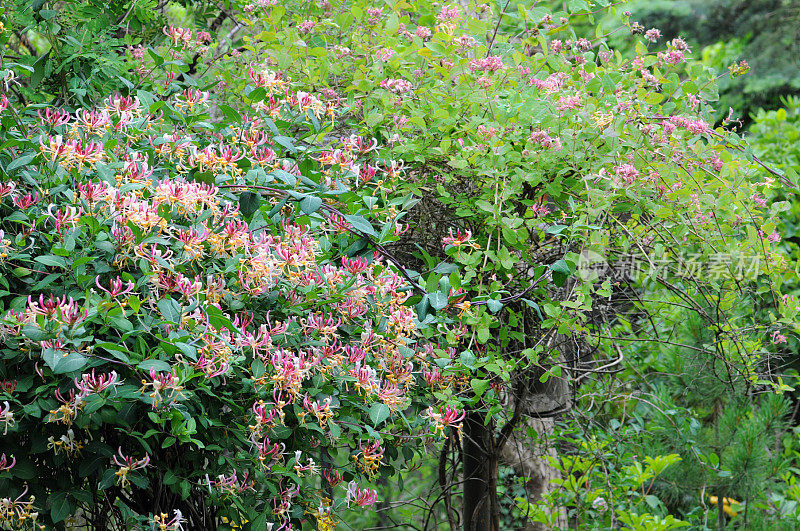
2, 1, 800, 530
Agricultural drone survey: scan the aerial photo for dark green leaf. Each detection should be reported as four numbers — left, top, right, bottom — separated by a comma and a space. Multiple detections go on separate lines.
239, 191, 261, 218
344, 215, 377, 237
50, 491, 73, 523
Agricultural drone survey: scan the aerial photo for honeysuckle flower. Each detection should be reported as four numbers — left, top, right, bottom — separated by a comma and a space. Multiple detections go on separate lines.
210, 471, 255, 495
47, 428, 84, 456
324, 467, 343, 486
76, 108, 110, 131
152, 510, 185, 531
255, 437, 285, 467
48, 204, 82, 233
354, 440, 385, 477
163, 25, 193, 47
0, 379, 16, 393
2, 69, 18, 91
377, 380, 405, 409
425, 405, 466, 439
665, 50, 686, 65
38, 107, 71, 127
194, 350, 229, 378
273, 480, 300, 517
27, 294, 71, 318
106, 94, 140, 116
415, 26, 431, 38
468, 55, 506, 73
381, 78, 413, 94
113, 447, 150, 488
298, 20, 316, 33
75, 370, 121, 398
140, 368, 184, 407
0, 180, 15, 199
772, 330, 788, 344
442, 228, 479, 249
0, 453, 15, 471
644, 28, 662, 43
196, 31, 211, 44
249, 400, 280, 438
175, 88, 210, 110
375, 47, 395, 62
11, 192, 39, 210
557, 94, 581, 112
95, 276, 135, 300
0, 401, 14, 435
344, 481, 379, 508
77, 180, 110, 205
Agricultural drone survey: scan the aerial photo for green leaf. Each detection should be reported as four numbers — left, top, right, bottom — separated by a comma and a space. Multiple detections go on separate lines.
250, 513, 269, 531
138, 359, 172, 373
486, 299, 504, 313
239, 191, 261, 218
43, 348, 87, 374
299, 195, 323, 215
205, 304, 237, 332
148, 48, 164, 67
128, 295, 141, 313
219, 104, 242, 124
158, 298, 182, 323
460, 350, 476, 368
550, 259, 572, 287
429, 291, 449, 311
274, 136, 297, 153
34, 255, 67, 268
6, 153, 36, 172
22, 324, 50, 341
415, 294, 429, 320
50, 491, 74, 523
471, 378, 490, 397
344, 215, 377, 237
369, 402, 391, 426
94, 342, 130, 363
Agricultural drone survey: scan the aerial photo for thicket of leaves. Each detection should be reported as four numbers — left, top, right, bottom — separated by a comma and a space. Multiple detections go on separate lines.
606, 0, 800, 123
2, 0, 800, 529
0, 51, 465, 529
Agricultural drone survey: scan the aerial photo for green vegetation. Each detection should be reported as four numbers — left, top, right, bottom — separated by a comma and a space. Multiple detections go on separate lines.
1, 1, 800, 530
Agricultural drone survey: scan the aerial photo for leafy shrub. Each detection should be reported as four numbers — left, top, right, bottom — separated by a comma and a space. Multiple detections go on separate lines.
2, 0, 800, 529
0, 69, 456, 529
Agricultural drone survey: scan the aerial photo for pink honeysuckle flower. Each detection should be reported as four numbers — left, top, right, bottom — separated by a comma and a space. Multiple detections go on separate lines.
12, 192, 40, 210
46, 204, 81, 234
345, 481, 379, 507
38, 107, 71, 127
95, 276, 135, 299
0, 180, 16, 199
772, 330, 788, 344
75, 370, 121, 398
0, 453, 15, 471
162, 25, 193, 47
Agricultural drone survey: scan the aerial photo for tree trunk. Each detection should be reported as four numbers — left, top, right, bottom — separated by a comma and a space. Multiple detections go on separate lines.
500, 417, 568, 530
499, 354, 571, 530
461, 409, 498, 531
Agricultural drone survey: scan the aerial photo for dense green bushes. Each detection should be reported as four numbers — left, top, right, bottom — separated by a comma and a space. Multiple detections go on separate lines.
2, 1, 800, 529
